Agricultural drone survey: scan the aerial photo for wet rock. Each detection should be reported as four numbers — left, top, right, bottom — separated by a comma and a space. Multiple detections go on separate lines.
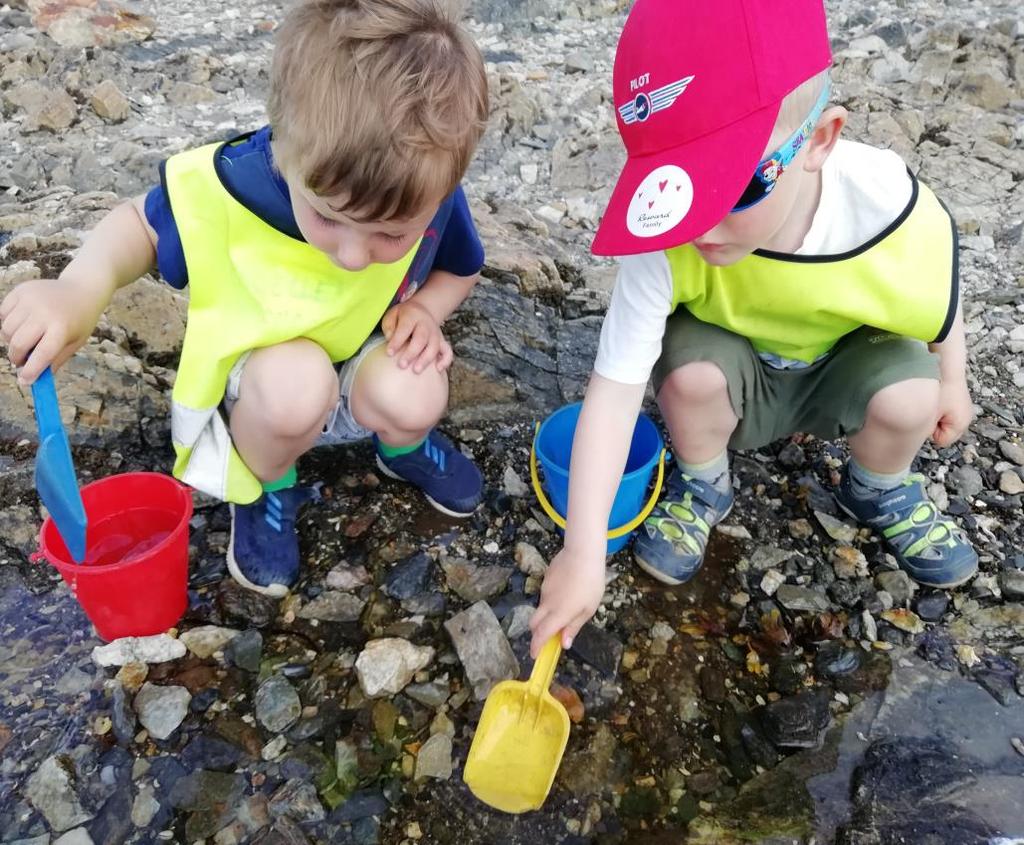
181, 734, 244, 772
133, 683, 190, 740
217, 581, 278, 629
514, 542, 547, 577
875, 570, 915, 606
269, 779, 325, 824
914, 591, 950, 622
330, 789, 389, 822
758, 690, 831, 749
224, 629, 263, 673
565, 622, 622, 679
110, 682, 136, 745
445, 601, 520, 699
355, 638, 434, 698
114, 662, 148, 693
89, 80, 130, 122
777, 441, 806, 469
558, 723, 620, 795
881, 608, 925, 634
87, 786, 133, 845
91, 635, 186, 667
255, 675, 302, 733
776, 585, 831, 613
26, 756, 92, 833
297, 591, 365, 622
699, 666, 727, 704
179, 625, 239, 659
442, 558, 513, 602
131, 783, 159, 827
54, 831, 94, 845
168, 770, 245, 836
382, 552, 434, 600
414, 733, 453, 780
814, 642, 862, 680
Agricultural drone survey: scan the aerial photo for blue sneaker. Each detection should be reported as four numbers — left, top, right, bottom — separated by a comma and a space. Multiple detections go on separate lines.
227, 486, 319, 598
375, 431, 482, 518
834, 467, 977, 588
633, 468, 735, 585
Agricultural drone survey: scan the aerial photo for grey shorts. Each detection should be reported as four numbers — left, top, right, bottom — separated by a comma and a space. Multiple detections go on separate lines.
223, 334, 386, 446
652, 309, 941, 451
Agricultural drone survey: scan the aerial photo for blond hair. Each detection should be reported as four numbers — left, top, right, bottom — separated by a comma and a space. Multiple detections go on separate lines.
776, 69, 831, 134
268, 0, 488, 221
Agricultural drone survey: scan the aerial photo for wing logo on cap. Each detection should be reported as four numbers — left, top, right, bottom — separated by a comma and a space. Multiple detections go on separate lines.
619, 75, 695, 125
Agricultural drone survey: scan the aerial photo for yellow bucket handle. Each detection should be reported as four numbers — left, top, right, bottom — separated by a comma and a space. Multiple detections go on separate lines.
529, 423, 668, 540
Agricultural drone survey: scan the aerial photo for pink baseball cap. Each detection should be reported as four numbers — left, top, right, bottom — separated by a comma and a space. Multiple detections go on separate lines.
591, 0, 833, 257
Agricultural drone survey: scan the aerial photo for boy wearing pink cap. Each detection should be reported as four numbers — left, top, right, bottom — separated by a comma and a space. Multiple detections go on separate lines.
530, 0, 976, 655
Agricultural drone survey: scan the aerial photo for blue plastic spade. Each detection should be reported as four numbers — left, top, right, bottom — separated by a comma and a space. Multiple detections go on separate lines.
31, 367, 88, 563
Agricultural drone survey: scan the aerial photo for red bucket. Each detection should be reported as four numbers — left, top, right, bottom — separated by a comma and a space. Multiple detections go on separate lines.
37, 472, 193, 642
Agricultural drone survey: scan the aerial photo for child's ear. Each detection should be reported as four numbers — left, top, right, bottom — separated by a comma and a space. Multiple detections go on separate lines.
803, 106, 847, 173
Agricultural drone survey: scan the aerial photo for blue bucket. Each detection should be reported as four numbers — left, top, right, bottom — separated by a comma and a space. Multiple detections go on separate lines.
531, 403, 666, 555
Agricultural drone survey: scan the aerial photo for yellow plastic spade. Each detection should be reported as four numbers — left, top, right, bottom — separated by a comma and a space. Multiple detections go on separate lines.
463, 636, 570, 813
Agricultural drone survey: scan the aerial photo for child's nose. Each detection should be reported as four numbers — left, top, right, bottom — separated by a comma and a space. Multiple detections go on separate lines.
333, 235, 371, 272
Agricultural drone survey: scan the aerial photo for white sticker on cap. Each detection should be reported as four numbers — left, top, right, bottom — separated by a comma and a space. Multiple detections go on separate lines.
626, 165, 693, 238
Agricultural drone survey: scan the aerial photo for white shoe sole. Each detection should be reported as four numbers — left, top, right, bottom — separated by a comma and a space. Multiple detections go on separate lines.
375, 455, 477, 519
226, 503, 291, 599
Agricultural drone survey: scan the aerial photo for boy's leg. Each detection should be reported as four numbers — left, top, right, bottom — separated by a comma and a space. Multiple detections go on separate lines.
635, 310, 761, 585
225, 339, 339, 597
348, 340, 483, 517
803, 330, 977, 588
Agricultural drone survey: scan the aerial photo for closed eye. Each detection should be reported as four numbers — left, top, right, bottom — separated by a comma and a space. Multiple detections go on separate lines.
315, 210, 340, 227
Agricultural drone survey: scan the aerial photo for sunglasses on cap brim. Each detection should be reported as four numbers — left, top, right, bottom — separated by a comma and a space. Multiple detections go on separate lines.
731, 80, 832, 213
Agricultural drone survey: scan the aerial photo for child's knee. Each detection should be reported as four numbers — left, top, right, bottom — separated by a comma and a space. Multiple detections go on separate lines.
242, 340, 337, 437
356, 347, 448, 432
865, 378, 939, 433
661, 361, 729, 405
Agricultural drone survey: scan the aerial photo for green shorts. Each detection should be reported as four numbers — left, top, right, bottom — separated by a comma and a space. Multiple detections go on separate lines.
652, 308, 941, 451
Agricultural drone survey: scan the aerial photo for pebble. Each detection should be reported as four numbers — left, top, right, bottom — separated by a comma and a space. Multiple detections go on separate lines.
179, 625, 240, 659
92, 635, 186, 667
998, 440, 1024, 465
503, 465, 531, 497
255, 675, 302, 733
514, 542, 548, 577
776, 585, 831, 613
405, 678, 451, 708
133, 683, 191, 740
26, 756, 92, 833
758, 690, 832, 749
114, 662, 148, 693
415, 733, 453, 780
862, 610, 879, 643
815, 511, 858, 544
269, 779, 326, 823
383, 552, 435, 600
355, 638, 435, 698
760, 569, 786, 596
503, 603, 536, 640
54, 831, 95, 845
914, 591, 950, 622
224, 629, 263, 673
876, 571, 916, 606
442, 558, 513, 602
788, 519, 814, 540
325, 563, 372, 591
297, 591, 366, 622
999, 470, 1024, 494
832, 546, 869, 580
947, 465, 984, 498
998, 570, 1024, 600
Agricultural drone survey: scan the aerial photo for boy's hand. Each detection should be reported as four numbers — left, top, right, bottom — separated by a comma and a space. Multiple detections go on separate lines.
932, 377, 974, 447
0, 277, 108, 386
529, 548, 606, 659
381, 300, 453, 374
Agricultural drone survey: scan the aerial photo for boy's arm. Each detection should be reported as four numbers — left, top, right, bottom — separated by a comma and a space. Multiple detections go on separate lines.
529, 373, 647, 657
929, 303, 973, 446
0, 196, 157, 385
406, 268, 479, 324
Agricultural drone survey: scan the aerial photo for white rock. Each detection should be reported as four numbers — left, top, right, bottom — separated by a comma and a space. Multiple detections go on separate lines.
760, 569, 786, 597
355, 639, 435, 698
133, 683, 190, 740
91, 635, 186, 667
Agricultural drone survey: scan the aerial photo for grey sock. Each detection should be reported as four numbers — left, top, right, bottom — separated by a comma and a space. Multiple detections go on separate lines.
678, 451, 731, 495
848, 458, 909, 500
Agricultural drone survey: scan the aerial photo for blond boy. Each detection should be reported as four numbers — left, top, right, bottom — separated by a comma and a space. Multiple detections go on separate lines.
1, 0, 489, 596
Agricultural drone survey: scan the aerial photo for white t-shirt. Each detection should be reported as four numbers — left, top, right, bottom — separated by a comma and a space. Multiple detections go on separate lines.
593, 140, 915, 385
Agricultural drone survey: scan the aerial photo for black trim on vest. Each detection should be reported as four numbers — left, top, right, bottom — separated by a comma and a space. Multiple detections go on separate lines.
752, 169, 921, 264
211, 134, 307, 244
932, 192, 960, 344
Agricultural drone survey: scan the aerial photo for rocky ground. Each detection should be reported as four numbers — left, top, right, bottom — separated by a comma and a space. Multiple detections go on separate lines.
1, 0, 1023, 844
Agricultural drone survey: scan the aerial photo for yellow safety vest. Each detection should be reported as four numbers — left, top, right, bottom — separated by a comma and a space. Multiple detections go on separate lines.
164, 143, 420, 503
667, 174, 958, 363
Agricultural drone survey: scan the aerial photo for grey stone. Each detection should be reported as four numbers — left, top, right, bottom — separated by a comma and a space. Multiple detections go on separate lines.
414, 733, 453, 780
133, 683, 190, 740
296, 591, 365, 623
224, 630, 263, 673
26, 756, 92, 833
382, 552, 434, 601
876, 571, 916, 606
269, 779, 326, 824
514, 542, 547, 577
999, 570, 1024, 600
998, 440, 1024, 465
442, 558, 513, 602
255, 675, 302, 733
179, 625, 240, 659
445, 601, 520, 700
947, 465, 984, 498
776, 585, 831, 613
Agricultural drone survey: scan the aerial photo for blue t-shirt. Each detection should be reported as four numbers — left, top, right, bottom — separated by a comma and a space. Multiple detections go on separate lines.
144, 126, 485, 300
